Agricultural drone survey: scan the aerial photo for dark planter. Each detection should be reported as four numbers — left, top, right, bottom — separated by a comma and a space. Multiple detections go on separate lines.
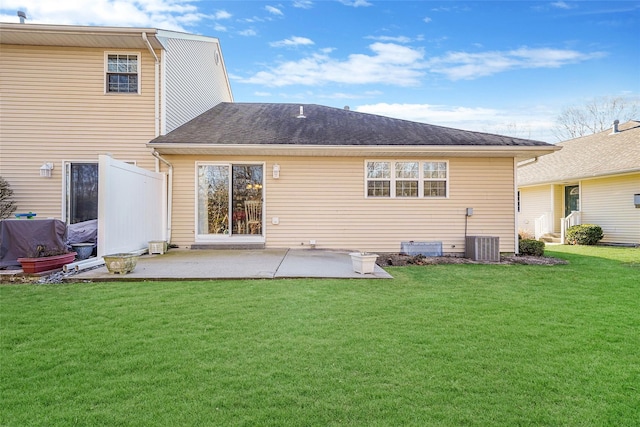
18, 252, 77, 274
71, 243, 94, 260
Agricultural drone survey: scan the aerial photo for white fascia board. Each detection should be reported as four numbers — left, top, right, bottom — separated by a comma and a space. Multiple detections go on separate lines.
156, 29, 220, 44
518, 168, 640, 188
148, 143, 561, 158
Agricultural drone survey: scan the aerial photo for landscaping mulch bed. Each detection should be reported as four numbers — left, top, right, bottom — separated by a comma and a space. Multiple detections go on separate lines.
376, 253, 568, 267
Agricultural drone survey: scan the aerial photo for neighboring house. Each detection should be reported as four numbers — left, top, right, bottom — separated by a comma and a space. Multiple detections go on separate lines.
0, 23, 233, 225
148, 103, 559, 254
518, 120, 640, 245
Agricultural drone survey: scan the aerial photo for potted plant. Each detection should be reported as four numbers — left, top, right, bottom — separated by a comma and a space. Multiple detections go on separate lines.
17, 245, 76, 274
349, 251, 379, 274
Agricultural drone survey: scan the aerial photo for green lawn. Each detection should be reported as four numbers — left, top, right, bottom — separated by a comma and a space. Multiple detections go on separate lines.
1, 245, 639, 426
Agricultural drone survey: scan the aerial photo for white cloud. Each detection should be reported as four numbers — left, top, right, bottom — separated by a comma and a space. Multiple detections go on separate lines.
339, 0, 372, 7
270, 36, 315, 48
293, 0, 313, 8
212, 10, 232, 20
0, 0, 204, 31
428, 47, 606, 80
239, 29, 257, 36
356, 103, 499, 123
366, 35, 411, 43
423, 17, 432, 23
319, 92, 366, 100
551, 1, 573, 10
354, 103, 557, 142
237, 42, 426, 87
265, 5, 283, 16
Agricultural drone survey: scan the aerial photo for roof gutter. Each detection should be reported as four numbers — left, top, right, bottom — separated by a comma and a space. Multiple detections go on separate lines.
147, 143, 561, 159
152, 150, 173, 243
517, 156, 539, 167
519, 168, 640, 188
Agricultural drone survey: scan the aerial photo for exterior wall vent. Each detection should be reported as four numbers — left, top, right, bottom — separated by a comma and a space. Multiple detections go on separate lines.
465, 236, 500, 262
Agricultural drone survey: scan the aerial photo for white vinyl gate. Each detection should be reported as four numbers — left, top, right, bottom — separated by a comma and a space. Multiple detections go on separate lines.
97, 155, 165, 257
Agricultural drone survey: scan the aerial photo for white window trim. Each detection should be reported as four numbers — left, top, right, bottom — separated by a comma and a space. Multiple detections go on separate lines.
364, 160, 449, 199
104, 52, 141, 95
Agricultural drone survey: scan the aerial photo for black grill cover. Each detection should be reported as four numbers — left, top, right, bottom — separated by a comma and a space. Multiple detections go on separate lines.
0, 219, 68, 268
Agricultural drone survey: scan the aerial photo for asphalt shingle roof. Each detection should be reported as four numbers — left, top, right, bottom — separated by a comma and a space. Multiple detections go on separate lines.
518, 120, 640, 186
149, 102, 553, 147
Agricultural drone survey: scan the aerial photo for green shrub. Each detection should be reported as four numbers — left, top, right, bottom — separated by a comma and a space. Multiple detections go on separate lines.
566, 224, 604, 245
519, 239, 545, 256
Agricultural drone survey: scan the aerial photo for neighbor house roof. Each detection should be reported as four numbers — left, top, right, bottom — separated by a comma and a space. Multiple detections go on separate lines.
518, 120, 640, 186
148, 103, 559, 159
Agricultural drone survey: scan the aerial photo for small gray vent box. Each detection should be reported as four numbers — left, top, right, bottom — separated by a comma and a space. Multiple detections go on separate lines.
465, 236, 500, 262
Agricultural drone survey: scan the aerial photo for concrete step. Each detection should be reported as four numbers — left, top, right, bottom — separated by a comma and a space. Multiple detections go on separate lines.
540, 233, 562, 244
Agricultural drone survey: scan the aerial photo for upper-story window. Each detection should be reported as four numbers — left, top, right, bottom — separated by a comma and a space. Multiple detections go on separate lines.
366, 160, 449, 198
106, 53, 139, 94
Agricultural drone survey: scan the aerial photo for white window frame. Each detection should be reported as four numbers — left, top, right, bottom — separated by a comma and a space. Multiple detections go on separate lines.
104, 52, 141, 94
194, 161, 266, 244
365, 160, 449, 199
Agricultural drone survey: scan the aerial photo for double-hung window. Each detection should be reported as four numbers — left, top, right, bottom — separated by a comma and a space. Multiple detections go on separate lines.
423, 161, 447, 197
106, 53, 139, 93
366, 160, 448, 198
395, 161, 419, 197
366, 161, 391, 197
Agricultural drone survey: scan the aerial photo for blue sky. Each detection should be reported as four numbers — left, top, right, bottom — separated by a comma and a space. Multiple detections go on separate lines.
1, 1, 638, 142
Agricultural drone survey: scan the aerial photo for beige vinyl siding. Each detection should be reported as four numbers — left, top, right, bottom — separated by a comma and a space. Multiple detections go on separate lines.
165, 156, 517, 254
553, 184, 563, 233
581, 174, 640, 244
517, 185, 553, 237
0, 44, 158, 219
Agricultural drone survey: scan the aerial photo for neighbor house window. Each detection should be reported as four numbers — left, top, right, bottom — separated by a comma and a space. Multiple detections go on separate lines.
366, 160, 448, 198
106, 53, 139, 93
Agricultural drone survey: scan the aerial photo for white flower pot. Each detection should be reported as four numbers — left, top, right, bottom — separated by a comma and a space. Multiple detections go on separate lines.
349, 252, 379, 274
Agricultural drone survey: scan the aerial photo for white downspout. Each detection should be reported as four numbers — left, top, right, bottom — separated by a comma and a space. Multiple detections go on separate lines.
514, 158, 520, 254
142, 32, 160, 137
144, 33, 169, 242
152, 150, 173, 243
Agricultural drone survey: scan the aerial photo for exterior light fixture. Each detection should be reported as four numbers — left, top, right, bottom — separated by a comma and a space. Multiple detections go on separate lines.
40, 162, 54, 178
273, 164, 280, 179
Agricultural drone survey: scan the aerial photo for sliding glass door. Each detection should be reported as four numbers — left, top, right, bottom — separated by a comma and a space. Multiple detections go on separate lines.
197, 163, 263, 240
65, 162, 98, 224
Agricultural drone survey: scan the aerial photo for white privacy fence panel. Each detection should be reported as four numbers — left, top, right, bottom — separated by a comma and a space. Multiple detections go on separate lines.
97, 155, 165, 257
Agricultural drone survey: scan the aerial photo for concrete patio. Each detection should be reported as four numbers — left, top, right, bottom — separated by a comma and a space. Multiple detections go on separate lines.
69, 248, 393, 281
